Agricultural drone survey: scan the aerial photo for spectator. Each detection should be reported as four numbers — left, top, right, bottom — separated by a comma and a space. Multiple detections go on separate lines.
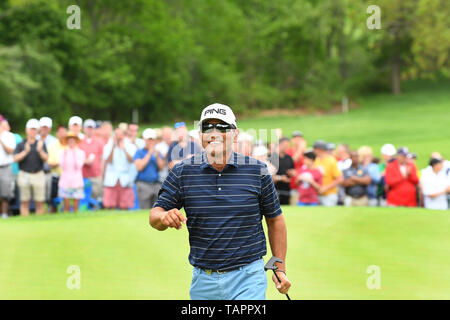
341, 151, 371, 206
37, 117, 57, 146
235, 131, 254, 157
13, 119, 48, 216
37, 117, 57, 212
252, 145, 277, 176
385, 147, 419, 207
295, 150, 322, 206
100, 121, 113, 145
326, 142, 336, 156
102, 127, 137, 210
47, 125, 68, 212
59, 132, 86, 212
79, 119, 104, 204
273, 137, 295, 205
336, 144, 352, 171
133, 129, 164, 209
420, 158, 450, 210
1, 119, 22, 177
127, 122, 145, 150
378, 143, 397, 206
286, 131, 306, 169
155, 126, 173, 184
336, 143, 351, 205
286, 131, 306, 205
359, 146, 381, 206
167, 122, 202, 170
0, 120, 16, 218
313, 140, 343, 206
68, 116, 84, 139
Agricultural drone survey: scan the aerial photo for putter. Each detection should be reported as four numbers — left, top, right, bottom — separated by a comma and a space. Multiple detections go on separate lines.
264, 256, 291, 300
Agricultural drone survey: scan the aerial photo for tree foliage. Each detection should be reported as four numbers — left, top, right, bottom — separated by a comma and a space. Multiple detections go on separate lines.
0, 0, 448, 126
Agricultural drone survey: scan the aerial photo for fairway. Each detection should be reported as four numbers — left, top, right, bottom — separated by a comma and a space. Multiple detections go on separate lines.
1, 206, 449, 300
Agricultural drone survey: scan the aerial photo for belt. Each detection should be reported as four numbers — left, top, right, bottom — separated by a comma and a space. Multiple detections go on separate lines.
201, 266, 240, 275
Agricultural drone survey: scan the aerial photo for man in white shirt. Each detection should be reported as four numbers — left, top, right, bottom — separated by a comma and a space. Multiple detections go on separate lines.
102, 127, 137, 209
0, 120, 16, 218
420, 158, 450, 210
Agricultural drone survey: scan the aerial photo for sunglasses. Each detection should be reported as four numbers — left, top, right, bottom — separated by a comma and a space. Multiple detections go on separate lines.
201, 122, 235, 133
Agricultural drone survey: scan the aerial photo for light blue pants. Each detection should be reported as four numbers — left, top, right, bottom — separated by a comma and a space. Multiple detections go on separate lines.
190, 259, 267, 300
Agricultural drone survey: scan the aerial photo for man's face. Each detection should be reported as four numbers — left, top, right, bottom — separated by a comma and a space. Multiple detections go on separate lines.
145, 138, 156, 149
26, 128, 37, 139
40, 125, 51, 136
115, 128, 124, 141
278, 140, 290, 153
397, 154, 407, 164
84, 126, 94, 137
128, 124, 139, 139
200, 119, 237, 160
70, 124, 81, 134
56, 127, 67, 141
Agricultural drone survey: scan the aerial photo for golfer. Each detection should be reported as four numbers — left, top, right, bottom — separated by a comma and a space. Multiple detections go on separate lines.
150, 103, 291, 300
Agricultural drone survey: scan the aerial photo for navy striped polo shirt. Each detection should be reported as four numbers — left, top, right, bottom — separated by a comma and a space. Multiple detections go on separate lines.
153, 151, 282, 270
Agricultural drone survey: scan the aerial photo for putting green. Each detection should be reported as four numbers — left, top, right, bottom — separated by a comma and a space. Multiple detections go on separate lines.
0, 206, 449, 299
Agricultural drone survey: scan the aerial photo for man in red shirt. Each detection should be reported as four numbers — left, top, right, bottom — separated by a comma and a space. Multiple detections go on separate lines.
385, 147, 419, 207
286, 131, 307, 205
79, 119, 104, 204
295, 150, 322, 206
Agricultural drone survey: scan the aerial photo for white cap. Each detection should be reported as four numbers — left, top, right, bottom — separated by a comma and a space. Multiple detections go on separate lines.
26, 118, 40, 130
199, 103, 237, 128
381, 144, 396, 156
142, 128, 157, 140
237, 132, 254, 142
83, 119, 96, 128
188, 129, 200, 140
252, 145, 268, 157
39, 117, 52, 128
68, 116, 83, 127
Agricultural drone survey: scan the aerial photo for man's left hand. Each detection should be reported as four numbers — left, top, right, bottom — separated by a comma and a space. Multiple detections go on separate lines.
272, 271, 291, 295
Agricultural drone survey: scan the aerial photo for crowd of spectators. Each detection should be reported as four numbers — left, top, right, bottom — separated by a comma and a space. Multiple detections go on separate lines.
0, 114, 449, 218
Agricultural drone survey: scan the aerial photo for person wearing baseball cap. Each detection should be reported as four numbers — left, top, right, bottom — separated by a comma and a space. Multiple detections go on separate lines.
0, 117, 16, 218
68, 116, 84, 139
133, 129, 164, 209
167, 121, 202, 170
13, 119, 48, 216
150, 103, 290, 300
36, 117, 57, 209
384, 146, 419, 207
78, 119, 104, 205
420, 158, 450, 210
313, 140, 343, 206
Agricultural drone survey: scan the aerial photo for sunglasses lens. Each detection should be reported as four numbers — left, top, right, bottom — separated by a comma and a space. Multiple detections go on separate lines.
215, 124, 231, 132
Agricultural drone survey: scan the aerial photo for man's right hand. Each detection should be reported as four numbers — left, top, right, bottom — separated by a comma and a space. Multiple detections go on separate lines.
160, 209, 187, 230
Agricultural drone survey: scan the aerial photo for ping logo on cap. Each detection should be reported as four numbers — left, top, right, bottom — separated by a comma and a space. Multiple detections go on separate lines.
204, 108, 226, 116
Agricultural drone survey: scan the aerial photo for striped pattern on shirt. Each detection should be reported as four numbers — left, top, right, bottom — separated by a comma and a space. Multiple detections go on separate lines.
153, 151, 282, 270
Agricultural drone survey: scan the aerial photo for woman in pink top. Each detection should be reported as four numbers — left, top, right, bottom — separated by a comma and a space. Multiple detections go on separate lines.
59, 132, 86, 212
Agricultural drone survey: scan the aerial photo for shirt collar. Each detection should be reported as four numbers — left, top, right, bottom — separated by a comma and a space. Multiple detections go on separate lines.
200, 151, 239, 171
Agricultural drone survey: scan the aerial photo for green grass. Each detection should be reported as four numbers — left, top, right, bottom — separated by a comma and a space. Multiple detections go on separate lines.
1, 206, 449, 300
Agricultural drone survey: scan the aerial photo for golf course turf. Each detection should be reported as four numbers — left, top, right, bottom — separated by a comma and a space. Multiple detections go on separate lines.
1, 206, 449, 299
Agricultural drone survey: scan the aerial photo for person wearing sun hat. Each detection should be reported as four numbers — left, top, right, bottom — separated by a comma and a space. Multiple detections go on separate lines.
58, 131, 86, 212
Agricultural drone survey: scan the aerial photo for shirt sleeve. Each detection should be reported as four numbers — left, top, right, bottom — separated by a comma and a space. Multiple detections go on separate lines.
260, 164, 282, 218
153, 163, 184, 210
14, 141, 24, 155
1, 132, 16, 150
